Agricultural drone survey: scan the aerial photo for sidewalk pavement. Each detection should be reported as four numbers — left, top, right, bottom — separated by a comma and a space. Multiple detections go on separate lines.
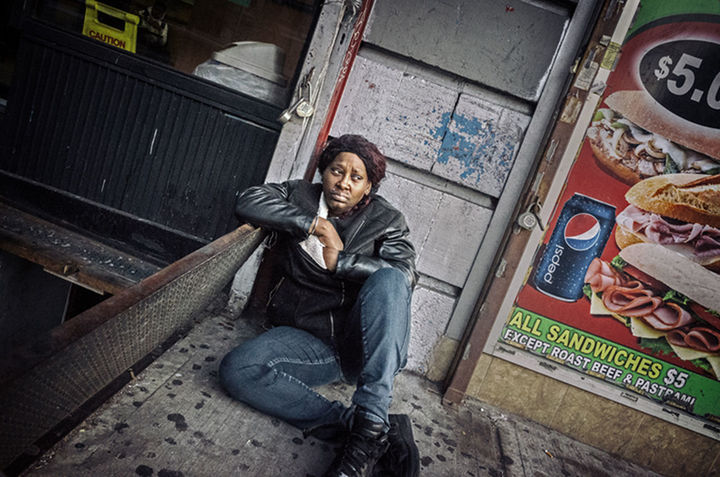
20, 308, 663, 477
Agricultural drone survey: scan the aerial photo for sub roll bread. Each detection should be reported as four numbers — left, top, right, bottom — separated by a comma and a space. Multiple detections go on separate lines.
587, 90, 720, 184
615, 174, 720, 272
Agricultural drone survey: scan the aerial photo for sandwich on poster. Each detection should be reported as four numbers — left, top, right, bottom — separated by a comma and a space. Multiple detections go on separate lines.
587, 90, 720, 184
584, 174, 720, 380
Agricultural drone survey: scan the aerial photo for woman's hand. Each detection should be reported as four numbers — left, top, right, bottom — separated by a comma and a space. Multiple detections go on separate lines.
313, 217, 344, 271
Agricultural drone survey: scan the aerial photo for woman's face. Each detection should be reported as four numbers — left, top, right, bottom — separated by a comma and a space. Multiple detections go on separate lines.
322, 152, 372, 216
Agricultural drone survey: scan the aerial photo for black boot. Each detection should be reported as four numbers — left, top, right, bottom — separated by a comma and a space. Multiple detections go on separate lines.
304, 421, 349, 444
324, 413, 389, 477
374, 414, 420, 477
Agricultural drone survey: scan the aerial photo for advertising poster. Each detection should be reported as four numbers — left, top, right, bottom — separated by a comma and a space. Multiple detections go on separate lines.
500, 0, 720, 425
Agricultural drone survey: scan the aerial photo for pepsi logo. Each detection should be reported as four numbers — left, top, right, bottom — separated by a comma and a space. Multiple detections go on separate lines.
563, 213, 600, 251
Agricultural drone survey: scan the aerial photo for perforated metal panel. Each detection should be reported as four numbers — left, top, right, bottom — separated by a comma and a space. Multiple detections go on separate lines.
0, 226, 265, 468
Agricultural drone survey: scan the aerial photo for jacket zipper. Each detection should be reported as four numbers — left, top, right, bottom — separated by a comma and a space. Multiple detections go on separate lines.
266, 276, 285, 307
330, 281, 345, 340
344, 219, 365, 249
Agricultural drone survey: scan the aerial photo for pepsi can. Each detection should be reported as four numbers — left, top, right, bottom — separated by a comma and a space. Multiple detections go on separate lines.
533, 193, 615, 302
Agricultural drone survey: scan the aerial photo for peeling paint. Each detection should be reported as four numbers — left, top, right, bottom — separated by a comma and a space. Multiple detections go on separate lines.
436, 112, 498, 182
429, 111, 452, 141
431, 94, 529, 197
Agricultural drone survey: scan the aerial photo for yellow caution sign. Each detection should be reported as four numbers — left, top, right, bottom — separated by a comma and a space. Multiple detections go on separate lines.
83, 0, 139, 53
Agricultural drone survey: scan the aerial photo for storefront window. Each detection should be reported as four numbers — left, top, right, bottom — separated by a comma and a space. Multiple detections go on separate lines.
30, 0, 320, 106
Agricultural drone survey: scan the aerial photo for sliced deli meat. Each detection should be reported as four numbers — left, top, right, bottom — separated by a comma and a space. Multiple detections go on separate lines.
615, 205, 653, 233
641, 302, 695, 331
616, 205, 720, 259
585, 256, 698, 331
600, 280, 695, 331
601, 281, 663, 317
584, 258, 623, 293
667, 326, 720, 353
696, 227, 720, 259
645, 220, 704, 245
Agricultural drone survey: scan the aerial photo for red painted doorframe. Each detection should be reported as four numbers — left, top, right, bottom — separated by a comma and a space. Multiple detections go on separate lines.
304, 0, 374, 181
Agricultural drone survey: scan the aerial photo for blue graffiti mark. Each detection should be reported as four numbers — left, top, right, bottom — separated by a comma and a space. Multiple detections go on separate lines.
428, 111, 453, 143
436, 113, 499, 181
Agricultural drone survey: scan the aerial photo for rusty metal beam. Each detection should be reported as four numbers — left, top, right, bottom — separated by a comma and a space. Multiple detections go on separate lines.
0, 203, 161, 295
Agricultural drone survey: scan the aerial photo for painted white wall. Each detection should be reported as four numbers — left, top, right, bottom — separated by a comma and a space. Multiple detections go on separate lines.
330, 51, 533, 374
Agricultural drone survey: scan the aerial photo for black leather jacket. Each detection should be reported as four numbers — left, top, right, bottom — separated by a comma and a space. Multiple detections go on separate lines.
235, 179, 417, 343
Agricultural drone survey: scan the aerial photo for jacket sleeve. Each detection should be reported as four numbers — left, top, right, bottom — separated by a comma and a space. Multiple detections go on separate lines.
235, 181, 314, 239
334, 211, 418, 288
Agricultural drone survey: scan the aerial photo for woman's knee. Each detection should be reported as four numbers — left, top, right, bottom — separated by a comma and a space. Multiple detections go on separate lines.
353, 268, 412, 338
361, 267, 411, 301
219, 345, 272, 400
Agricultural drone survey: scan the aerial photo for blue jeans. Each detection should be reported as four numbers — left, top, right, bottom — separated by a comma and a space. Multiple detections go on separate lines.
219, 268, 412, 433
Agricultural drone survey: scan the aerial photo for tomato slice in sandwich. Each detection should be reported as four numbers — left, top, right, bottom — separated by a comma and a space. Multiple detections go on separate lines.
620, 263, 669, 295
689, 302, 720, 331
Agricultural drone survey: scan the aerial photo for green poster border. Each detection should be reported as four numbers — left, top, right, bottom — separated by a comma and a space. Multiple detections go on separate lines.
500, 306, 720, 422
627, 0, 720, 38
